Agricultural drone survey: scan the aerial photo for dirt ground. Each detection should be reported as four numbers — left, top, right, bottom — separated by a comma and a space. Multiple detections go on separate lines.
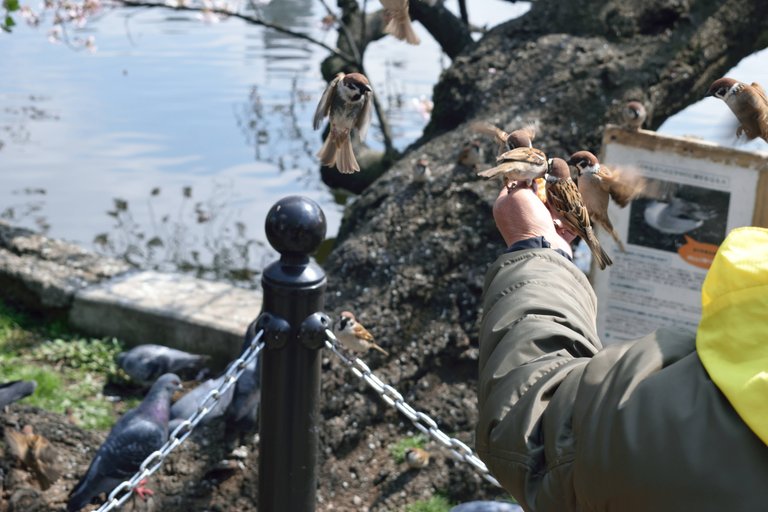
0, 373, 509, 512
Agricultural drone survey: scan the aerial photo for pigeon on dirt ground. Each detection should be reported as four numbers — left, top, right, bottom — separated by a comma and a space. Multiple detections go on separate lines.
167, 373, 235, 434
117, 344, 210, 386
67, 373, 183, 512
0, 380, 37, 410
4, 424, 61, 490
224, 356, 261, 442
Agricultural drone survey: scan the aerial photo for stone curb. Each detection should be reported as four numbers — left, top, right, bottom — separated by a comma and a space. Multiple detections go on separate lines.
0, 221, 262, 367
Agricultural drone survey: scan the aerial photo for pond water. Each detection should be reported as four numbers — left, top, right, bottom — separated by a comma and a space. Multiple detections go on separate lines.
1, 1, 766, 285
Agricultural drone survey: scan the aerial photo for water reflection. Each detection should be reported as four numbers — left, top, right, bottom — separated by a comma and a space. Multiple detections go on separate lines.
1, 0, 765, 289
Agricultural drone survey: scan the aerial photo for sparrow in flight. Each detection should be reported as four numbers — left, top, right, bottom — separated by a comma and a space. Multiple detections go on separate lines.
313, 72, 373, 173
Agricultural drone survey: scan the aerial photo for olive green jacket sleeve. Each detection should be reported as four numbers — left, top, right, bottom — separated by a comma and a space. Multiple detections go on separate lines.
477, 249, 768, 512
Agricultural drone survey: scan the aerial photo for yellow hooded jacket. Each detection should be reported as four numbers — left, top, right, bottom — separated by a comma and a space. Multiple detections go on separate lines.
697, 226, 768, 446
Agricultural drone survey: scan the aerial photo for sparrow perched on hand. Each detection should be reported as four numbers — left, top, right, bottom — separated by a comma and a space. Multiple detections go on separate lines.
477, 146, 548, 190
5, 425, 61, 490
333, 311, 389, 356
470, 121, 536, 155
404, 447, 430, 469
567, 151, 645, 252
622, 101, 647, 131
313, 72, 373, 173
706, 77, 768, 142
379, 0, 420, 45
546, 158, 612, 270
457, 140, 484, 169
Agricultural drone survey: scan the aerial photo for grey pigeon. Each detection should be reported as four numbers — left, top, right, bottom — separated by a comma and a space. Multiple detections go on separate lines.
117, 344, 210, 386
225, 356, 261, 442
0, 380, 37, 410
168, 373, 234, 434
67, 373, 183, 512
450, 502, 523, 512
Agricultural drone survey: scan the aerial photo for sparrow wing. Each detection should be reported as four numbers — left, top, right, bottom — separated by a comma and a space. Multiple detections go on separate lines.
470, 121, 509, 148
495, 146, 546, 165
749, 83, 768, 140
312, 73, 344, 130
750, 82, 768, 106
547, 179, 591, 240
355, 93, 373, 141
602, 165, 645, 207
352, 322, 375, 342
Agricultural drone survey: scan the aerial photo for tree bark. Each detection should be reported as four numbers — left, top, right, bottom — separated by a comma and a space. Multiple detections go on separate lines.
318, 0, 768, 502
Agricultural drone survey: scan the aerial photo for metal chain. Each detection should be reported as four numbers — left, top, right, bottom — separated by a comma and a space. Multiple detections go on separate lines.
323, 329, 502, 488
94, 329, 266, 512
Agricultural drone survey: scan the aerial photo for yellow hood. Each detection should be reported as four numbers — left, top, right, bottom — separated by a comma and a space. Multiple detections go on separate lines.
697, 226, 768, 446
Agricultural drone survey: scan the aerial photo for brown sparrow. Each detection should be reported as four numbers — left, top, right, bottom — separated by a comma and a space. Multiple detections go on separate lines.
477, 146, 548, 190
567, 151, 645, 252
413, 156, 432, 182
5, 425, 61, 490
404, 447, 431, 469
457, 140, 484, 169
622, 101, 647, 131
333, 311, 389, 356
546, 158, 612, 270
470, 121, 536, 155
380, 0, 420, 45
706, 77, 768, 142
313, 72, 373, 174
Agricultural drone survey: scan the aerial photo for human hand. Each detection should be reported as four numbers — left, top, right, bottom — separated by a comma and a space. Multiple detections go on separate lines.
492, 184, 575, 256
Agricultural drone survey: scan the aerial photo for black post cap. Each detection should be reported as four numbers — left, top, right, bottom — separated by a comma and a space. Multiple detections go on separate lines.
265, 196, 327, 259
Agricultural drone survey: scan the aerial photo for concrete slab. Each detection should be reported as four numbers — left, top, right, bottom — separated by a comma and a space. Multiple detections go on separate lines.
70, 270, 263, 368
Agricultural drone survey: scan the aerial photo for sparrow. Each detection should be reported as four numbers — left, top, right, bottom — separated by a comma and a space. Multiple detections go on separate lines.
457, 140, 484, 169
706, 77, 768, 142
313, 72, 373, 174
470, 121, 536, 155
477, 146, 548, 190
4, 425, 61, 490
379, 0, 420, 45
622, 101, 647, 131
545, 158, 612, 270
333, 311, 389, 356
404, 447, 430, 469
413, 156, 432, 182
567, 151, 645, 252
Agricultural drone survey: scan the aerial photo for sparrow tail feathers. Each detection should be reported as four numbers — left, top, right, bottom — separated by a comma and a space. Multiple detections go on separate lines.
584, 227, 612, 270
371, 343, 389, 356
317, 134, 338, 168
335, 137, 361, 173
384, 10, 420, 45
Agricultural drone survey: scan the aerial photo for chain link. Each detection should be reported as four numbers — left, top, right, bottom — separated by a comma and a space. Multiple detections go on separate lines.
323, 329, 501, 488
94, 329, 265, 512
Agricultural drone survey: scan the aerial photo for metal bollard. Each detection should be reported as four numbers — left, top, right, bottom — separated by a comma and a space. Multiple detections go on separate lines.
255, 195, 330, 512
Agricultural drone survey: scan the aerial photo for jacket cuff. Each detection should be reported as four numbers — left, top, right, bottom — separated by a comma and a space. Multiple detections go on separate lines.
505, 236, 572, 261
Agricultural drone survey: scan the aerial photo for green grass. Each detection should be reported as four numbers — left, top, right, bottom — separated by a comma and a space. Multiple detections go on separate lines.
389, 434, 428, 464
0, 301, 130, 429
406, 495, 454, 512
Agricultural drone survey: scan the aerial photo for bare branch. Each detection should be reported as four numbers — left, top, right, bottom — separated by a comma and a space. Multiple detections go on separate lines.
115, 0, 358, 65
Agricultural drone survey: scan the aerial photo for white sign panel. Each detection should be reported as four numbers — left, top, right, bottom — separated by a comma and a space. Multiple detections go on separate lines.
592, 127, 768, 344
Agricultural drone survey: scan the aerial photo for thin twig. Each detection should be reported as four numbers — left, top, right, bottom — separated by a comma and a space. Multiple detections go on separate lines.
115, 0, 358, 65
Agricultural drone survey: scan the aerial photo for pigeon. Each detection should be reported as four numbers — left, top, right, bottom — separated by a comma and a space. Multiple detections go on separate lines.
117, 344, 210, 386
450, 502, 523, 512
168, 373, 235, 434
67, 373, 183, 512
4, 424, 61, 490
224, 355, 262, 442
0, 380, 37, 410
